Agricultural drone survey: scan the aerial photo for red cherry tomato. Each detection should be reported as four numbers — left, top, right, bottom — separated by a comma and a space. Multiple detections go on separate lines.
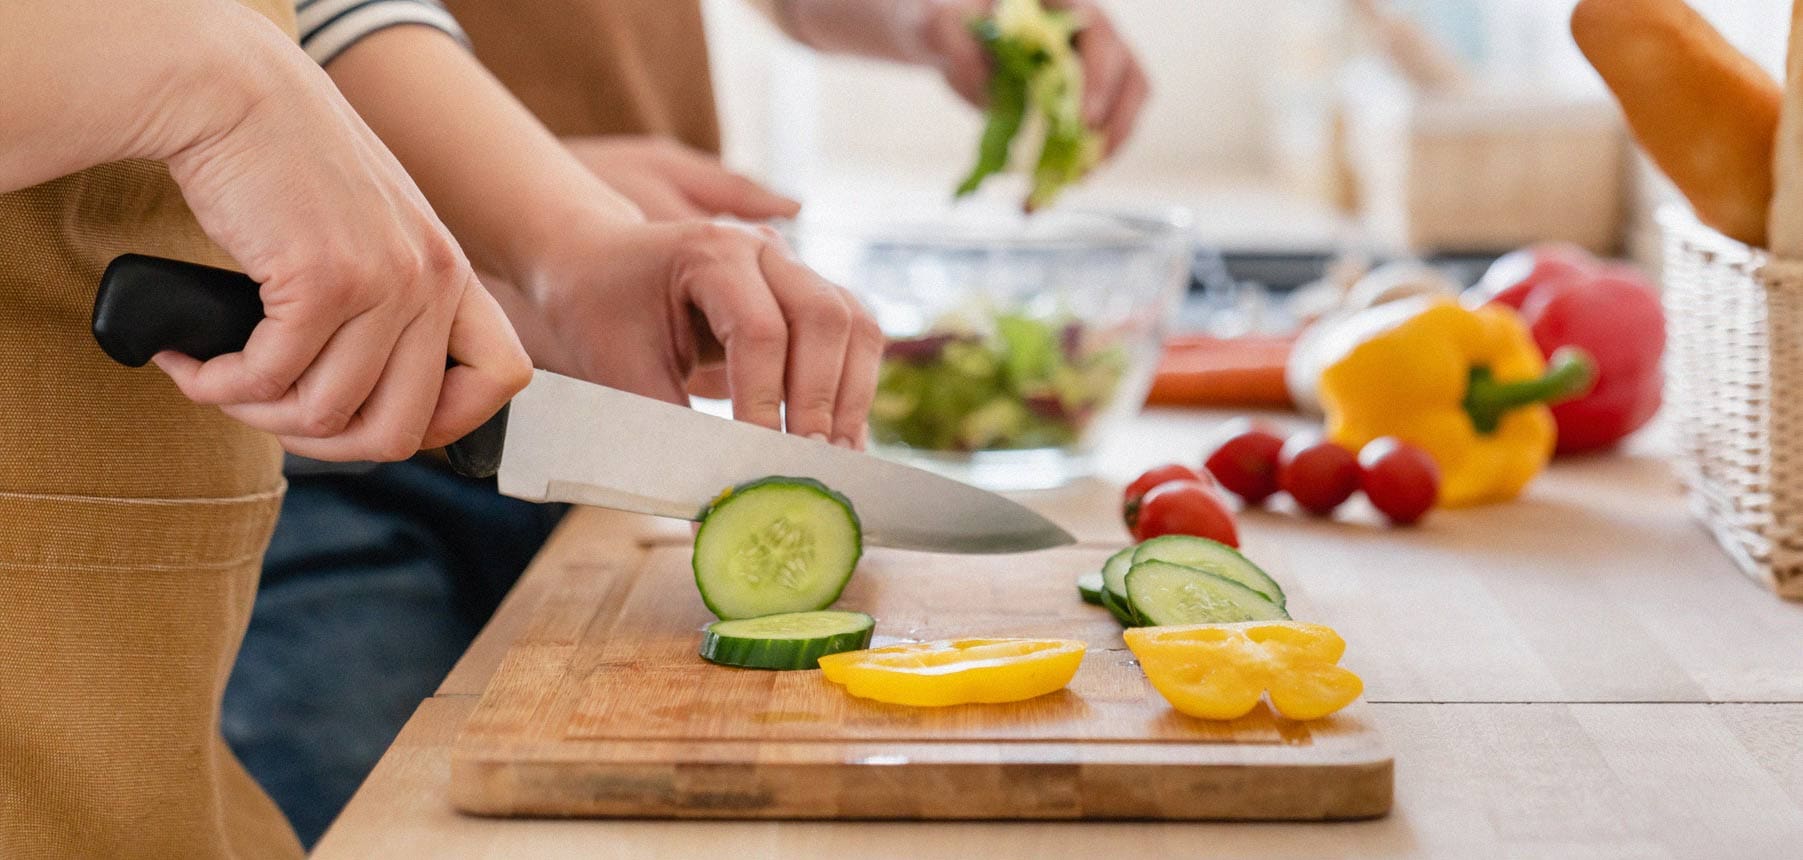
1278, 434, 1361, 516
1358, 438, 1440, 525
1123, 463, 1208, 531
1204, 420, 1287, 505
1131, 480, 1239, 546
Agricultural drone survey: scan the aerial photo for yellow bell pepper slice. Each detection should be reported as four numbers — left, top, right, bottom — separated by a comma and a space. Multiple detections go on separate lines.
1125, 622, 1363, 721
817, 638, 1085, 707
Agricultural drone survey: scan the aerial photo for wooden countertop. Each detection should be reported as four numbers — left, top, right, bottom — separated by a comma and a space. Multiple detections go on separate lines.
313, 410, 1803, 858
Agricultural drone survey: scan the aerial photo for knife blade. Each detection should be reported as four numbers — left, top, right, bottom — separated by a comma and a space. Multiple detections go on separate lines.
91, 254, 1076, 554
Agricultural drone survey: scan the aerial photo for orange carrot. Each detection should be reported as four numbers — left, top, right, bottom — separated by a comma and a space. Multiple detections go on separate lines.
1146, 335, 1297, 408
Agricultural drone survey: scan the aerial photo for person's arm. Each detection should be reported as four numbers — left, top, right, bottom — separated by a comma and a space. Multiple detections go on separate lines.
0, 0, 529, 461
323, 26, 883, 447
748, 0, 1149, 154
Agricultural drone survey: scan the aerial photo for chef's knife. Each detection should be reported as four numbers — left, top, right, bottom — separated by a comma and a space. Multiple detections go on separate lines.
91, 254, 1075, 554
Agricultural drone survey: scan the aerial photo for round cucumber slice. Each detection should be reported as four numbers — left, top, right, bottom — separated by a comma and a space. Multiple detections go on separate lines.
700, 610, 876, 670
693, 477, 863, 620
1125, 560, 1290, 626
1101, 545, 1135, 604
1130, 535, 1286, 607
1077, 571, 1106, 605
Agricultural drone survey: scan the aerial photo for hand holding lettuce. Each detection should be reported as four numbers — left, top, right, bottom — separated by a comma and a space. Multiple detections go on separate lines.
955, 0, 1106, 211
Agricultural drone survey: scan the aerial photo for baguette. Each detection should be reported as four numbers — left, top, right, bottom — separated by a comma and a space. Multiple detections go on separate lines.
1770, 1, 1803, 256
1572, 0, 1781, 248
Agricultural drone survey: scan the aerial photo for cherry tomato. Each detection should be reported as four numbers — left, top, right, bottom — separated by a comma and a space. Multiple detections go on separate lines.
1358, 438, 1440, 525
1131, 480, 1239, 546
1123, 463, 1208, 531
1278, 434, 1361, 516
1204, 420, 1287, 505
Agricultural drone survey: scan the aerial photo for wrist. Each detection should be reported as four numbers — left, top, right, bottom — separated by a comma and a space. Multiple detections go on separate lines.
145, 2, 301, 165
501, 200, 645, 305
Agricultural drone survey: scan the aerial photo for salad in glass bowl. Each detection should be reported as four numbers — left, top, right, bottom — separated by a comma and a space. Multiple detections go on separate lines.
785, 207, 1192, 491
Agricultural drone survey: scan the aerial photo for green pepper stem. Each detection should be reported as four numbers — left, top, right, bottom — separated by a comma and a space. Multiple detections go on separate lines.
1463, 347, 1597, 434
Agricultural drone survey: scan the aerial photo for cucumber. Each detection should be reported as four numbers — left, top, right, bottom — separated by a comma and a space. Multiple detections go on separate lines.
1077, 571, 1106, 605
693, 477, 863, 620
1101, 545, 1135, 604
1124, 560, 1290, 626
1099, 583, 1139, 626
1130, 535, 1286, 607
699, 610, 875, 670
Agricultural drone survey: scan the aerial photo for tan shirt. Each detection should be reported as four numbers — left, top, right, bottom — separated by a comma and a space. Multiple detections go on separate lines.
444, 0, 722, 152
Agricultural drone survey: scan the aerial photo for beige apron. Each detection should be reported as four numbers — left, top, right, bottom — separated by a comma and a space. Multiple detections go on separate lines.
0, 4, 304, 858
445, 0, 722, 152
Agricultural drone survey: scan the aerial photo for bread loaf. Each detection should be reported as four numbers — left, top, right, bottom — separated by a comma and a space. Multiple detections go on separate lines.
1769, 1, 1803, 256
1572, 0, 1781, 248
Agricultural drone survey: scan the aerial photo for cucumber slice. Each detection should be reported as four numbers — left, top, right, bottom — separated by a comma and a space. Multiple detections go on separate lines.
1099, 583, 1139, 626
1131, 535, 1286, 607
693, 477, 863, 620
1125, 560, 1291, 626
700, 610, 876, 670
1077, 571, 1106, 605
1101, 545, 1135, 604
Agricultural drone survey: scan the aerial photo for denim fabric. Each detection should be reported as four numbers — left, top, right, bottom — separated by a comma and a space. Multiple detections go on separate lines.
221, 459, 565, 847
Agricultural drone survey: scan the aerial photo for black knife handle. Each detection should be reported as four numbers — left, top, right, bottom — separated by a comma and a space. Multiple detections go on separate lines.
91, 253, 508, 479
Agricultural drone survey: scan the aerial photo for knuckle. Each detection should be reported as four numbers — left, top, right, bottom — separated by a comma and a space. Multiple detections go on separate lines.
296, 258, 363, 307
802, 296, 853, 335
369, 429, 424, 463
736, 316, 788, 348
417, 234, 467, 286
298, 399, 356, 437
674, 223, 744, 269
498, 349, 535, 395
235, 365, 289, 403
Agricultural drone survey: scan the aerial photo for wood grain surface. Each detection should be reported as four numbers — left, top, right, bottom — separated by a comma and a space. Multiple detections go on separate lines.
449, 539, 1391, 820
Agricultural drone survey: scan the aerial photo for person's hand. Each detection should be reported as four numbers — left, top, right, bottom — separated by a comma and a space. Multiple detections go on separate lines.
921, 0, 1149, 156
563, 136, 801, 222
155, 17, 530, 462
491, 220, 883, 448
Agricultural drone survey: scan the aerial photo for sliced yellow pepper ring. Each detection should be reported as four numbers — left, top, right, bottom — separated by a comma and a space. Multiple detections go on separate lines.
817, 638, 1086, 707
1124, 622, 1363, 722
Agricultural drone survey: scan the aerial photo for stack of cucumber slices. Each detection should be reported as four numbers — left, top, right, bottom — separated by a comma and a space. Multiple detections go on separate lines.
1079, 535, 1290, 626
691, 477, 876, 670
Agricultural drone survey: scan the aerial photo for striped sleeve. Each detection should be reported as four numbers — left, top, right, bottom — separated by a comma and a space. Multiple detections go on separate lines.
297, 0, 469, 66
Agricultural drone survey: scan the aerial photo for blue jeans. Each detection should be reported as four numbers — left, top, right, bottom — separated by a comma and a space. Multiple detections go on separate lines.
221, 459, 565, 846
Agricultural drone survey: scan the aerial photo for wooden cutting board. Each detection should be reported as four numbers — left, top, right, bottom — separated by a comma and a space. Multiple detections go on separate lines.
450, 538, 1392, 820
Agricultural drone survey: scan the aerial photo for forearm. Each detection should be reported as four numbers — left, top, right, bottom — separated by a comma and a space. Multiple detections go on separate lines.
0, 0, 281, 193
750, 0, 942, 63
321, 26, 642, 290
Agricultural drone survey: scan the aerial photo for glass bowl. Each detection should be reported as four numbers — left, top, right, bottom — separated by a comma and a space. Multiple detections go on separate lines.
784, 206, 1193, 491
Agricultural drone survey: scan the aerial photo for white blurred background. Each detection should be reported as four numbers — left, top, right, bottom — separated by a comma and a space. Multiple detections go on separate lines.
702, 0, 1792, 256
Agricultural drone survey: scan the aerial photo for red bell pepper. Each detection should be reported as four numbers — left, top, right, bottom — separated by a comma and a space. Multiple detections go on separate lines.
1467, 245, 1665, 454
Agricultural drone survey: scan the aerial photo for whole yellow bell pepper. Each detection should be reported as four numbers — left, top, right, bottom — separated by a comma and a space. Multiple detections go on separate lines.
817, 638, 1085, 707
1311, 298, 1594, 507
1124, 622, 1363, 721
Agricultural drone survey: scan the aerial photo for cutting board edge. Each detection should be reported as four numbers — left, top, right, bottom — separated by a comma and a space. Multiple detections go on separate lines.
447, 745, 1393, 821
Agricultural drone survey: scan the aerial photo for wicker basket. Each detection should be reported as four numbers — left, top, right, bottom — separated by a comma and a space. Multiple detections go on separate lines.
1661, 207, 1803, 598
